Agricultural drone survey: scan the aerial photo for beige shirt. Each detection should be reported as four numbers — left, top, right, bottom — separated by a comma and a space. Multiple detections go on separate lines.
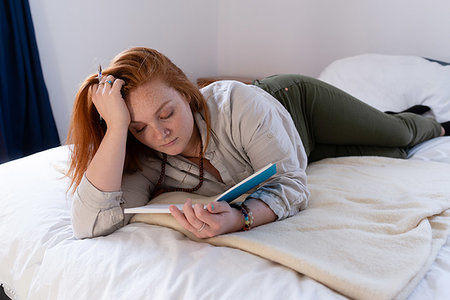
71, 81, 309, 239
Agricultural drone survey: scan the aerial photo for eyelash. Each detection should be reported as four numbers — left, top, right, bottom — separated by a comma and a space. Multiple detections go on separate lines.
160, 111, 173, 120
134, 111, 173, 134
135, 126, 146, 134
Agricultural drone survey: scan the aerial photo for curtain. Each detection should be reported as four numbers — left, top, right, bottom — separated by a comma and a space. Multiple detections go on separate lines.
0, 0, 60, 164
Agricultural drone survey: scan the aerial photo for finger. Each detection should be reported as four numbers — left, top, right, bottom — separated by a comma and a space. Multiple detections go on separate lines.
90, 84, 102, 100
193, 203, 207, 213
183, 199, 204, 229
105, 74, 115, 83
98, 77, 107, 86
93, 82, 103, 94
101, 81, 109, 93
207, 201, 230, 214
169, 205, 204, 233
111, 78, 125, 92
101, 75, 115, 92
193, 203, 209, 221
192, 204, 218, 230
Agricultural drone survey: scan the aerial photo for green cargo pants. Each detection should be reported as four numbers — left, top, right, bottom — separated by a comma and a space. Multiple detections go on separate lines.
253, 74, 442, 163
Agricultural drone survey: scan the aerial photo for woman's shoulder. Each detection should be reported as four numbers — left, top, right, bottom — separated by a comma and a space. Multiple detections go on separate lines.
200, 81, 293, 144
201, 80, 279, 114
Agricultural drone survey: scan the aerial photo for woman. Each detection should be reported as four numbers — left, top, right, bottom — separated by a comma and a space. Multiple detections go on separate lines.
68, 47, 448, 239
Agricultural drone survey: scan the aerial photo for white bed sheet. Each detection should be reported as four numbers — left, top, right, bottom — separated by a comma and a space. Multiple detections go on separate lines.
407, 137, 450, 300
0, 145, 345, 300
1, 138, 449, 300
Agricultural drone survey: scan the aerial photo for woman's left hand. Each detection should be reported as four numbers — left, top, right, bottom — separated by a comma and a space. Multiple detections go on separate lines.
169, 199, 244, 238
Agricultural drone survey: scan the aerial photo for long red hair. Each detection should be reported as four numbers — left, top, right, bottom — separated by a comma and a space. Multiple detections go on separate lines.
66, 47, 211, 192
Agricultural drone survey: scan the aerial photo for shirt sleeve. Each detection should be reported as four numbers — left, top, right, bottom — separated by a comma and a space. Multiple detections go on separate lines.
71, 170, 154, 239
229, 83, 310, 220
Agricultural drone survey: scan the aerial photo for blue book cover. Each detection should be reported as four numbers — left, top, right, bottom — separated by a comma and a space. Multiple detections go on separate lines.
214, 163, 277, 202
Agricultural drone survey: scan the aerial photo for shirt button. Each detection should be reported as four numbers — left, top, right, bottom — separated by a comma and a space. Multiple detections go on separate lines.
267, 133, 274, 138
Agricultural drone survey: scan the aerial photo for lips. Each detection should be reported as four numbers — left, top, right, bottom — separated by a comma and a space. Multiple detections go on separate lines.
162, 137, 178, 147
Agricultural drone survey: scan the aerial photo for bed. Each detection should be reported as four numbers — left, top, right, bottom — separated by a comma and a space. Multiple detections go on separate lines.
1, 54, 449, 300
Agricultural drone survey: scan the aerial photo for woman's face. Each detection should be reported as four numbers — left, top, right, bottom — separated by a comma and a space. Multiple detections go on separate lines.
127, 78, 198, 157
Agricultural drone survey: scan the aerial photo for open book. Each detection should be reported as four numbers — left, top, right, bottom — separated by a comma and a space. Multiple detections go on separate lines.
124, 163, 277, 214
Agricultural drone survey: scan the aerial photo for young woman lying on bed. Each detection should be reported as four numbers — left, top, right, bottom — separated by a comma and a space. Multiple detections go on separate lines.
68, 47, 449, 239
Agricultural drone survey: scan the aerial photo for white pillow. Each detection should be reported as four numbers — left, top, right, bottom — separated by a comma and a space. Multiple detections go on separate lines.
318, 54, 450, 122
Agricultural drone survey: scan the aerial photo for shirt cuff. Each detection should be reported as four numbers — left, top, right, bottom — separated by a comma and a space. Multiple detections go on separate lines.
246, 189, 287, 220
77, 174, 124, 209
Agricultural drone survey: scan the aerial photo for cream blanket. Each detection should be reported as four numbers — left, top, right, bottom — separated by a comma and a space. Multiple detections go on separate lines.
131, 157, 450, 300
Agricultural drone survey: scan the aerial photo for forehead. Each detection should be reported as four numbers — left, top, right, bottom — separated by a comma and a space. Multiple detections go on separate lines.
128, 78, 173, 107
126, 78, 184, 121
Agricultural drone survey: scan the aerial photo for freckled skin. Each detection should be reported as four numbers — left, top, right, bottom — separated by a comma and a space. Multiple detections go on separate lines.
127, 78, 201, 157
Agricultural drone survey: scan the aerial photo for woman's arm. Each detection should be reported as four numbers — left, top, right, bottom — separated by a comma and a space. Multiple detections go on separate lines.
85, 126, 128, 192
72, 75, 140, 239
85, 75, 130, 191
243, 197, 277, 226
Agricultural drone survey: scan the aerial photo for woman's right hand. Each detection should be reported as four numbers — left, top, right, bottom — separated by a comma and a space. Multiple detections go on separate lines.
91, 74, 130, 131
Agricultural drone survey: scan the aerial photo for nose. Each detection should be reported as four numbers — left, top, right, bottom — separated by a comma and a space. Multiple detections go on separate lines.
151, 124, 170, 140
163, 128, 170, 138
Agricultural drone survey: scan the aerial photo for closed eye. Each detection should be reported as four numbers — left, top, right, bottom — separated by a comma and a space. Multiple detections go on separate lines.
160, 111, 173, 120
135, 125, 146, 134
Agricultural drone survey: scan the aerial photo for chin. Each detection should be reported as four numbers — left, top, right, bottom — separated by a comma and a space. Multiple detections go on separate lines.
162, 149, 181, 156
159, 144, 185, 156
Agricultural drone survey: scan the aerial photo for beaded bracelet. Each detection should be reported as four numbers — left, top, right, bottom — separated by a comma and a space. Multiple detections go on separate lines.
230, 202, 254, 231
241, 203, 254, 231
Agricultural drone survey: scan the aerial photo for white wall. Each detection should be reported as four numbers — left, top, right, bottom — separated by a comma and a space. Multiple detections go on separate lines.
30, 0, 450, 143
217, 0, 450, 78
29, 0, 219, 143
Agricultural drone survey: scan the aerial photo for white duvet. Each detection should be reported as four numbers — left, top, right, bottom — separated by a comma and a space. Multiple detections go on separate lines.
1, 137, 450, 300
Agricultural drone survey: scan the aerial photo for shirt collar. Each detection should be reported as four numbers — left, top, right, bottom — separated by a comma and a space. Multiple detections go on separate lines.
194, 112, 216, 158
